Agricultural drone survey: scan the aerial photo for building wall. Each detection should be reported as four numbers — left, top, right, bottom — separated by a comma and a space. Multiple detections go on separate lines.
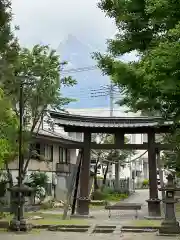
8, 143, 77, 172
8, 140, 77, 202
9, 143, 60, 172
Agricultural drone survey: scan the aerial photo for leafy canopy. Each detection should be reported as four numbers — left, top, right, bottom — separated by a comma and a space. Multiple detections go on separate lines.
0, 89, 18, 167
94, 0, 180, 119
94, 0, 180, 173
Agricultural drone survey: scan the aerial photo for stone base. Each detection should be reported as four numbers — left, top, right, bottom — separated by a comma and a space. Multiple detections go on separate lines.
70, 214, 94, 219
9, 218, 32, 232
144, 216, 164, 220
146, 198, 161, 217
76, 198, 90, 216
159, 220, 180, 234
159, 226, 180, 234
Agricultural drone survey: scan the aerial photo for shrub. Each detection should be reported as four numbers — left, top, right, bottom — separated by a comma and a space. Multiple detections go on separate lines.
24, 172, 49, 202
142, 179, 149, 188
92, 188, 128, 202
0, 212, 9, 219
92, 189, 107, 200
101, 187, 114, 195
40, 200, 54, 210
0, 181, 6, 197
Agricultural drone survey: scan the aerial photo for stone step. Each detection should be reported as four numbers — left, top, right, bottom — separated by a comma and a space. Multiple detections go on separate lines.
92, 225, 116, 234
49, 227, 89, 232
92, 228, 115, 233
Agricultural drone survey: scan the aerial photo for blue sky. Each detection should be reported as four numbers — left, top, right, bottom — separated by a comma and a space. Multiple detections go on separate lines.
12, 0, 136, 109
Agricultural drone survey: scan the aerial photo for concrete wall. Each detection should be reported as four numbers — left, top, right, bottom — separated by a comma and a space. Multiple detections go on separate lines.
6, 141, 77, 202
8, 143, 76, 174
55, 174, 69, 202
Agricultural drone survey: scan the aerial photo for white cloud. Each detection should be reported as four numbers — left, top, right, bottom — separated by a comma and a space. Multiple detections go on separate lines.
12, 0, 116, 49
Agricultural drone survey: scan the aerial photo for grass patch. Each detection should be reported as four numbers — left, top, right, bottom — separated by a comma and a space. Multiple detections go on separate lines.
26, 212, 62, 218
105, 193, 128, 202
0, 211, 87, 226
129, 220, 161, 227
89, 204, 104, 209
30, 219, 87, 225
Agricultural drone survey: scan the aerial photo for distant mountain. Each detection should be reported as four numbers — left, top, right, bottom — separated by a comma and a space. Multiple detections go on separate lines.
57, 34, 111, 108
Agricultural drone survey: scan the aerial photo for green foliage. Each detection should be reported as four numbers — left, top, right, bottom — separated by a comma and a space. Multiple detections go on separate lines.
3, 45, 76, 126
0, 0, 19, 168
0, 172, 8, 198
92, 189, 107, 200
26, 171, 49, 189
0, 89, 18, 167
0, 0, 19, 86
162, 150, 180, 176
1, 44, 76, 175
94, 0, 180, 117
94, 0, 180, 170
39, 200, 55, 210
142, 179, 149, 188
92, 187, 128, 201
25, 172, 49, 202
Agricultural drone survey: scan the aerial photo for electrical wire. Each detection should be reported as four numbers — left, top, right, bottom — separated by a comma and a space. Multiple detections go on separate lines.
91, 149, 148, 165
61, 65, 98, 74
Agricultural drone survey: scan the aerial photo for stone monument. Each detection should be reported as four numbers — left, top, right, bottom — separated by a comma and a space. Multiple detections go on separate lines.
159, 174, 180, 235
8, 184, 34, 231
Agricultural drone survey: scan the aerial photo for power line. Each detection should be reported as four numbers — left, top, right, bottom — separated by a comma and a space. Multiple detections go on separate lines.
61, 65, 97, 74
63, 84, 121, 99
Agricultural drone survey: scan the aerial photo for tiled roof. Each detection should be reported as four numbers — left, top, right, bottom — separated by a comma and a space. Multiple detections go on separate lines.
36, 129, 82, 142
50, 111, 172, 129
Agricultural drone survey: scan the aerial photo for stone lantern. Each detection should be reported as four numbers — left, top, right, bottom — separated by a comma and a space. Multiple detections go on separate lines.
8, 184, 34, 231
159, 174, 180, 234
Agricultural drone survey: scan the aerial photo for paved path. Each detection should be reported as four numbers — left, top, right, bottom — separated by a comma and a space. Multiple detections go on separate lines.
87, 189, 149, 224
41, 189, 150, 225
0, 231, 178, 240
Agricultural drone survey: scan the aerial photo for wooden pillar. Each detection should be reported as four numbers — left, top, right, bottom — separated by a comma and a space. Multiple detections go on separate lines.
147, 131, 161, 217
76, 131, 91, 215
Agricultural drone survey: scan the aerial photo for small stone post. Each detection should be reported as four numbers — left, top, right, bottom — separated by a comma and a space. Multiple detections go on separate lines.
159, 174, 180, 235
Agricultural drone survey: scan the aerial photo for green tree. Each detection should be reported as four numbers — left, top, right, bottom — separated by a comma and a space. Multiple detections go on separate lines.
94, 0, 180, 172
0, 0, 19, 83
94, 0, 180, 117
0, 0, 19, 169
1, 44, 76, 179
0, 89, 18, 169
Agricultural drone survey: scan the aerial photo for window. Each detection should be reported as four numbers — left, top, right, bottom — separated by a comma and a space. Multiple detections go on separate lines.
31, 143, 41, 159
44, 144, 53, 161
59, 147, 69, 163
131, 134, 136, 144
143, 134, 148, 143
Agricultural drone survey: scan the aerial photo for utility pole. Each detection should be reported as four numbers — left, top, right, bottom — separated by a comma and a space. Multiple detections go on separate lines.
18, 82, 24, 221
109, 83, 119, 190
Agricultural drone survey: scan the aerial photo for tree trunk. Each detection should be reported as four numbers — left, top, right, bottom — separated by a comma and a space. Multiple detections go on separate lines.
103, 162, 109, 187
94, 159, 99, 190
4, 160, 14, 214
115, 162, 120, 192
